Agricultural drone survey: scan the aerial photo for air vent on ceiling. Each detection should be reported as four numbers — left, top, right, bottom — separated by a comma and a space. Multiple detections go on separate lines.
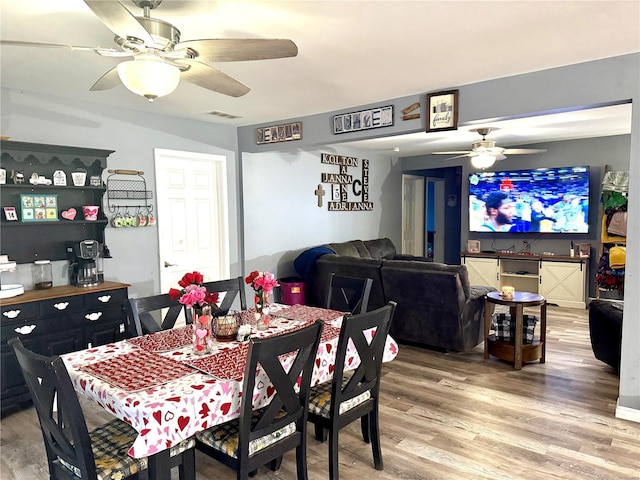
206, 110, 242, 119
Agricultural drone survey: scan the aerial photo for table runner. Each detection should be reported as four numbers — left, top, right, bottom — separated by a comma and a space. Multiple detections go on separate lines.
276, 304, 345, 322
79, 349, 196, 392
187, 322, 342, 381
126, 325, 192, 353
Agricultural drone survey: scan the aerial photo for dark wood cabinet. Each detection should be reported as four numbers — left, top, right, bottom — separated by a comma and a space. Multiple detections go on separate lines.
0, 282, 130, 411
0, 141, 114, 264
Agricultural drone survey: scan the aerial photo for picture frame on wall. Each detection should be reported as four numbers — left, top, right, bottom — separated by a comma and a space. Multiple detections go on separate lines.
426, 89, 459, 133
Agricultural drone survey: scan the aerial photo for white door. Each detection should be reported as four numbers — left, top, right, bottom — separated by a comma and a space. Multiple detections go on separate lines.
402, 174, 425, 255
154, 149, 230, 294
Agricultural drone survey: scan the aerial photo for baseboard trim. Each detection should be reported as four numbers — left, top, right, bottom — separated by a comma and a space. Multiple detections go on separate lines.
615, 399, 640, 423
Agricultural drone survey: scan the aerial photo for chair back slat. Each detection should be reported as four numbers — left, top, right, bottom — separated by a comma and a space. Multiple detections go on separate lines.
332, 302, 396, 409
9, 337, 98, 480
202, 277, 247, 314
124, 293, 187, 337
326, 274, 373, 314
238, 320, 323, 467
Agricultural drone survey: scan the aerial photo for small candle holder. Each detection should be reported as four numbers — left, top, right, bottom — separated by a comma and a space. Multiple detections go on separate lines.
213, 312, 240, 342
501, 286, 515, 300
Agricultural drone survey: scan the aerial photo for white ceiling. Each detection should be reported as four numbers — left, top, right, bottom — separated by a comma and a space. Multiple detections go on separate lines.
1, 1, 639, 155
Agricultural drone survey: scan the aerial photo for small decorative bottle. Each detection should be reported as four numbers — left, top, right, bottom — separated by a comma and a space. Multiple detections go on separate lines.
254, 290, 271, 330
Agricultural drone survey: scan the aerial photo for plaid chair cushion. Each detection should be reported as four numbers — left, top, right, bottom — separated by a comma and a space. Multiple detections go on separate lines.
58, 418, 195, 480
195, 411, 296, 459
308, 377, 371, 418
492, 313, 538, 344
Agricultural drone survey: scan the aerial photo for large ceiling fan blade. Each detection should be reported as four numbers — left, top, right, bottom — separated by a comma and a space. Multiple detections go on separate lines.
84, 0, 154, 45
0, 39, 127, 56
90, 67, 122, 91
176, 39, 298, 62
178, 60, 250, 97
445, 153, 473, 160
502, 148, 547, 154
432, 151, 472, 155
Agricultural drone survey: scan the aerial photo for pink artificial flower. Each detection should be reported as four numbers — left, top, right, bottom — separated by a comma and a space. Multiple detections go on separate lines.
178, 285, 207, 308
254, 272, 279, 294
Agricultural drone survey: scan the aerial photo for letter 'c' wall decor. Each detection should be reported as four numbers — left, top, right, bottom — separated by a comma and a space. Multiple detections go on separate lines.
315, 153, 373, 211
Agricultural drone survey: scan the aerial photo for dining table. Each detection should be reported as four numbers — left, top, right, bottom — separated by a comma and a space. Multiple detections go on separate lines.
61, 303, 399, 480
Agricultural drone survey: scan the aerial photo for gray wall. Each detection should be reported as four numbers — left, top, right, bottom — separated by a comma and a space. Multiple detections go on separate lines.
241, 146, 402, 281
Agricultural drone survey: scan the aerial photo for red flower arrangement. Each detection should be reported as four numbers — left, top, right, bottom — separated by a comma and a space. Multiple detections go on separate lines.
244, 271, 279, 295
168, 271, 219, 312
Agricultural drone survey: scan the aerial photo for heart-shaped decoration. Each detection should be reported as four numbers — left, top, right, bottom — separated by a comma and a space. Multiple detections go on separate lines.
196, 328, 208, 339
61, 208, 76, 220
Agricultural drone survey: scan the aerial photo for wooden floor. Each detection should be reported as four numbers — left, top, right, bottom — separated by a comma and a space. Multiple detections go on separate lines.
2, 305, 639, 479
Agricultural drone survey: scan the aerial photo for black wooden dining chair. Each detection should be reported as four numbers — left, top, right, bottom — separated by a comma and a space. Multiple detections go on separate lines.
195, 320, 324, 480
9, 337, 196, 480
307, 301, 397, 480
124, 293, 187, 337
325, 273, 373, 314
202, 276, 247, 313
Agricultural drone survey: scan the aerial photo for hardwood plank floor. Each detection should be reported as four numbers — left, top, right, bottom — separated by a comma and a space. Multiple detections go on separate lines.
1, 305, 638, 479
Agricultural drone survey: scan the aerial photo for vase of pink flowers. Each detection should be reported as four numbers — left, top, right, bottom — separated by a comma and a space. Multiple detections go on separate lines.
169, 271, 219, 354
245, 271, 279, 330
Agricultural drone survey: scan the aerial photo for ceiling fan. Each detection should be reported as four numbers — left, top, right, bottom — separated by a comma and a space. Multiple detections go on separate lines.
432, 127, 547, 168
1, 0, 298, 101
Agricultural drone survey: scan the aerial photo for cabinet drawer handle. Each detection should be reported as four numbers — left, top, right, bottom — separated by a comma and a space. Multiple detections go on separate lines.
14, 325, 36, 335
3, 310, 21, 319
54, 302, 70, 310
97, 295, 112, 303
85, 312, 103, 321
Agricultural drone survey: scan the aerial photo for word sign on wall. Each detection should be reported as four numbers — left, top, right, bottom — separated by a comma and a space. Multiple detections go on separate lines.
319, 153, 373, 211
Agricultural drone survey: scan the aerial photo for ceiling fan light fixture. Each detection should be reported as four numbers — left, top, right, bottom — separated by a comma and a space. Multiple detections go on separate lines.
117, 56, 180, 102
471, 153, 497, 169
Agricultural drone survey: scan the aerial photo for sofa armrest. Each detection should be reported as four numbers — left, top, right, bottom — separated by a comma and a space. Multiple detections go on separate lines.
469, 285, 497, 301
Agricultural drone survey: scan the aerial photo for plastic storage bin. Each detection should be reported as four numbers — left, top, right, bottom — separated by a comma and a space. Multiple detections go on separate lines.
279, 277, 306, 306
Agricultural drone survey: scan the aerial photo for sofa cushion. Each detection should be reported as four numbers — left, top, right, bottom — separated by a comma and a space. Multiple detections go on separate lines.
395, 261, 471, 299
363, 238, 396, 260
326, 241, 362, 258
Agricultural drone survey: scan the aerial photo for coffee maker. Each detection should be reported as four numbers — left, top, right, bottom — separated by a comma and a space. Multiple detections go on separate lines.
66, 240, 100, 287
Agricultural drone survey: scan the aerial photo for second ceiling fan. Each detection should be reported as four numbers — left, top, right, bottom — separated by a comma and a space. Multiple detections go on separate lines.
432, 128, 546, 168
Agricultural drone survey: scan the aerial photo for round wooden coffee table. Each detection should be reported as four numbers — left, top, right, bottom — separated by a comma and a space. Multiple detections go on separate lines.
484, 291, 547, 370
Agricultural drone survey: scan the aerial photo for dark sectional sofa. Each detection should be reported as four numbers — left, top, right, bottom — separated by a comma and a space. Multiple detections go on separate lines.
299, 238, 496, 352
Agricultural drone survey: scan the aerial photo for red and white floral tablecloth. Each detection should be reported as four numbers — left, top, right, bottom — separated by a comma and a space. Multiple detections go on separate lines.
62, 304, 398, 459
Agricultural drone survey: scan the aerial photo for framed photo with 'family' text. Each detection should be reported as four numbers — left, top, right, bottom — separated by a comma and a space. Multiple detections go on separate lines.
426, 89, 459, 133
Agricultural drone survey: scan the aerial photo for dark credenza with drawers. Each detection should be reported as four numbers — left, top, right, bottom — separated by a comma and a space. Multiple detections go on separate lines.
0, 281, 130, 411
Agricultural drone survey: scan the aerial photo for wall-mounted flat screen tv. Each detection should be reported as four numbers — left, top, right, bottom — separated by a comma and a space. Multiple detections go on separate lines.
469, 166, 590, 233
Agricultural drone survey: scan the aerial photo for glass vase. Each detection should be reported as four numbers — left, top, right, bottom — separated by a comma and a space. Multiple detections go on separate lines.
254, 290, 271, 331
190, 305, 212, 355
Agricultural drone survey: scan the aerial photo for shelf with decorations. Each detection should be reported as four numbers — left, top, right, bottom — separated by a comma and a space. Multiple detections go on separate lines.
0, 140, 113, 263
